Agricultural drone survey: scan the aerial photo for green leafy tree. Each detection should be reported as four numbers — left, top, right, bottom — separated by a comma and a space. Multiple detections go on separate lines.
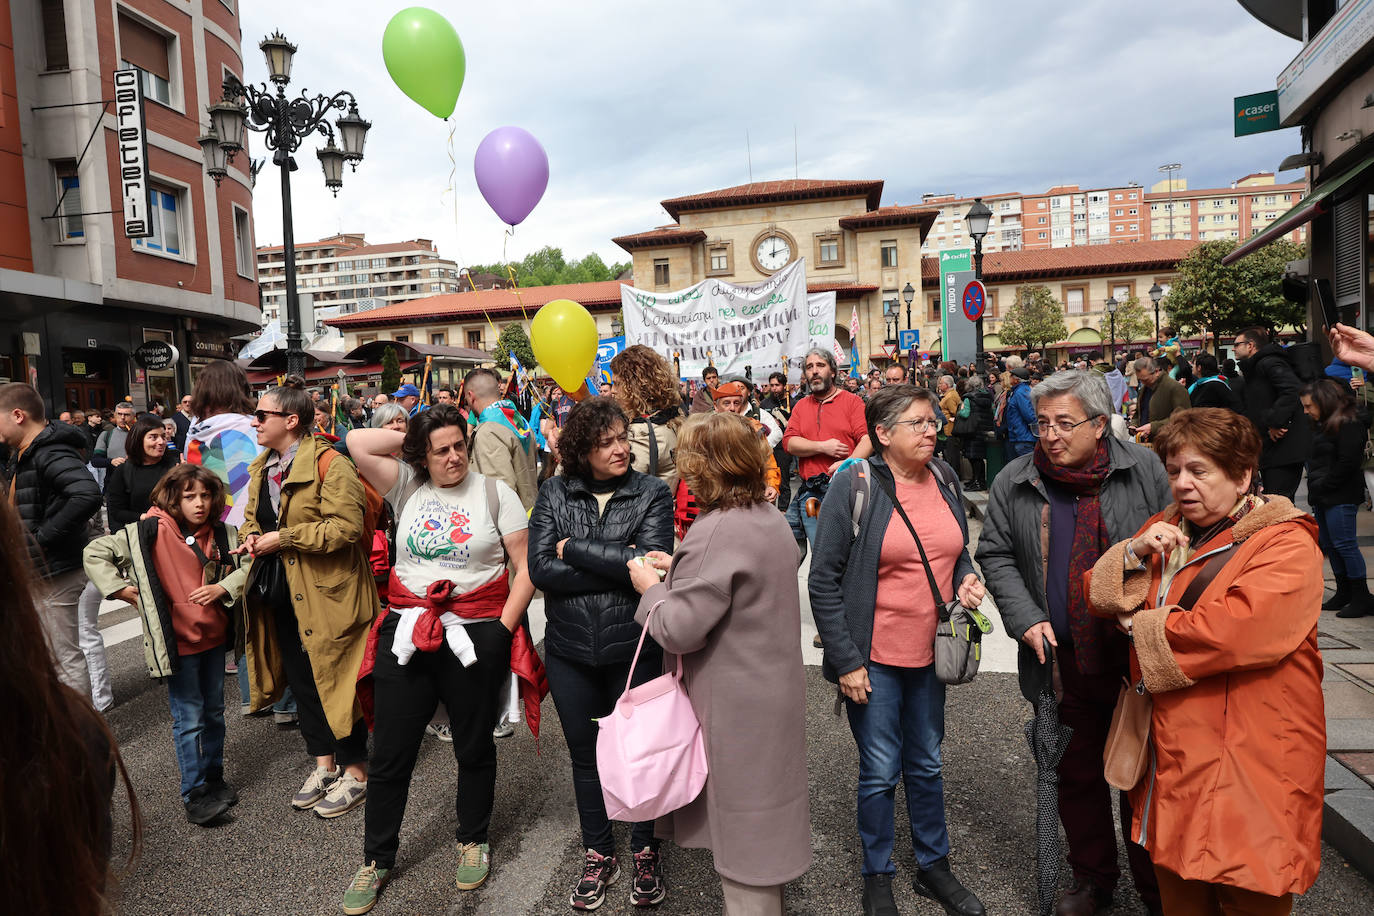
1165, 239, 1307, 349
469, 246, 632, 288
1000, 285, 1069, 353
1098, 295, 1156, 350
380, 345, 401, 394
493, 322, 537, 369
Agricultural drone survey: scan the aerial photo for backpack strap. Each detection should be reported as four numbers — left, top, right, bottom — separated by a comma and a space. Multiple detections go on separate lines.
640, 417, 659, 475
848, 459, 870, 537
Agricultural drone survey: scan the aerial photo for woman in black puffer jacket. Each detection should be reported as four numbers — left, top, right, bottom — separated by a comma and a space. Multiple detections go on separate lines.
1302, 379, 1371, 618
527, 396, 675, 909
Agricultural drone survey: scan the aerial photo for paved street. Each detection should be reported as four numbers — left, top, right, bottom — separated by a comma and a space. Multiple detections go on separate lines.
98, 515, 1374, 915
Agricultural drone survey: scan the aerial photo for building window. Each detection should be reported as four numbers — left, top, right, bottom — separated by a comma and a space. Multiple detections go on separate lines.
393, 334, 409, 343
706, 240, 734, 277
1129, 224, 1138, 231
813, 232, 843, 268
430, 332, 446, 346
927, 295, 940, 323
358, 335, 376, 345
233, 206, 253, 277
1038, 232, 1047, 239
430, 283, 441, 292
53, 160, 83, 240
1113, 193, 1123, 201
467, 329, 482, 349
653, 258, 670, 287
1065, 287, 1085, 314
41, 0, 69, 70
118, 13, 173, 106
880, 240, 898, 268
133, 185, 183, 257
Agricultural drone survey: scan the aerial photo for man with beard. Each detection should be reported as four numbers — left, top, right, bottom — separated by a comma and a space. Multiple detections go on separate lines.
782, 348, 871, 559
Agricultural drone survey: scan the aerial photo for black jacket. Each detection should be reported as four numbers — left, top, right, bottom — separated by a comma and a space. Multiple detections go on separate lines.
1188, 377, 1244, 413
1306, 417, 1368, 508
104, 454, 179, 529
1239, 343, 1312, 469
528, 470, 674, 666
5, 422, 102, 577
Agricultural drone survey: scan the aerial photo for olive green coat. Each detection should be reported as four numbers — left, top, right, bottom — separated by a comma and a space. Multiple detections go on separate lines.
239, 436, 379, 739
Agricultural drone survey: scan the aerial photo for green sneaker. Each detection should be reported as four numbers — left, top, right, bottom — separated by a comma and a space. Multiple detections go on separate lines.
342, 861, 389, 915
455, 841, 491, 890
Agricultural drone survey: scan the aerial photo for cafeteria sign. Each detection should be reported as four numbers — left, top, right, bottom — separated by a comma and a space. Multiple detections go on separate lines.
1234, 90, 1280, 137
114, 69, 153, 238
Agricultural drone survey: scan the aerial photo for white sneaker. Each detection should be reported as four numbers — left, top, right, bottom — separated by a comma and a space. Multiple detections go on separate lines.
492, 720, 516, 739
291, 765, 340, 810
426, 723, 453, 742
314, 772, 367, 819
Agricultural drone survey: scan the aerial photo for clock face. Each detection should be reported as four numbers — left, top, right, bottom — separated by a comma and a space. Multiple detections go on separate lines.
755, 234, 792, 272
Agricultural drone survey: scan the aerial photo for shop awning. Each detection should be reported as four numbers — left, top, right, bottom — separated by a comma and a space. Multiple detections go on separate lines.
1223, 151, 1374, 265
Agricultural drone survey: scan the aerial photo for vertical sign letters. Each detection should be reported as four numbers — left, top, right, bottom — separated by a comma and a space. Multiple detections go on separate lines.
114, 69, 152, 239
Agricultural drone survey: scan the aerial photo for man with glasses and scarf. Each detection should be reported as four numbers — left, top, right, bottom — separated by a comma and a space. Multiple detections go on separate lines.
977, 370, 1169, 916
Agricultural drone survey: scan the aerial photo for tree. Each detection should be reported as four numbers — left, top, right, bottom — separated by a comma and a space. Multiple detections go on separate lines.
468, 246, 632, 288
380, 345, 401, 394
1166, 238, 1307, 349
1097, 295, 1155, 351
1000, 285, 1069, 353
493, 322, 536, 369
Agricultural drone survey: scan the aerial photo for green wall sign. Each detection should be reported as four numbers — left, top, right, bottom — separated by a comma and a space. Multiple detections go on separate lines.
1234, 90, 1280, 137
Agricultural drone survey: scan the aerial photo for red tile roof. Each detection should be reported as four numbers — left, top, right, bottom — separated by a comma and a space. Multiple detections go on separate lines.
807, 281, 879, 299
837, 205, 940, 233
661, 179, 883, 220
611, 227, 708, 251
918, 240, 1197, 281
324, 281, 624, 329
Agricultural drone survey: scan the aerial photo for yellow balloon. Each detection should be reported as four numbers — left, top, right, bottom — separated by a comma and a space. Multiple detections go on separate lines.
530, 299, 599, 392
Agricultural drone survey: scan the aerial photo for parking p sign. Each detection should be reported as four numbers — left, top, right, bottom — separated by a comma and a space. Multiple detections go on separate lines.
898, 328, 920, 353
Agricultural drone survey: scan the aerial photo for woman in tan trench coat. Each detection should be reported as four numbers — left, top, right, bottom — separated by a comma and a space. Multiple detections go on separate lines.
629, 412, 810, 916
239, 376, 379, 820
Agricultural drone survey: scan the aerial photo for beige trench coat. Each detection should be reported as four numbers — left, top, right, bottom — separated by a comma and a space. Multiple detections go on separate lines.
239, 435, 379, 739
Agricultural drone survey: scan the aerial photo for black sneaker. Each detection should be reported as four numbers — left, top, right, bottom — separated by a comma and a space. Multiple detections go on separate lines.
862, 873, 899, 916
183, 785, 231, 826
914, 858, 985, 916
570, 848, 619, 911
205, 778, 239, 808
629, 846, 665, 907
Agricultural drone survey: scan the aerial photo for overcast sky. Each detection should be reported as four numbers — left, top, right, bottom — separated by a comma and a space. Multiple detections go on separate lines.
239, 1, 1305, 271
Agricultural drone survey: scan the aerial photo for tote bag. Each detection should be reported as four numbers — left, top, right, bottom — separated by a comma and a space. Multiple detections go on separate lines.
596, 601, 708, 822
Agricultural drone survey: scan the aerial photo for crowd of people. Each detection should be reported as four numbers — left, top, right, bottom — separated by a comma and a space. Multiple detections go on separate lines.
0, 323, 1362, 915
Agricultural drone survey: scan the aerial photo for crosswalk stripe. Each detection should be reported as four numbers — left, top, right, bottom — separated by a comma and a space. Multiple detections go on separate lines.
101, 617, 143, 648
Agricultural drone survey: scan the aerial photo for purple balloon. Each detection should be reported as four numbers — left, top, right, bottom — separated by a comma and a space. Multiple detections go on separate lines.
474, 126, 549, 226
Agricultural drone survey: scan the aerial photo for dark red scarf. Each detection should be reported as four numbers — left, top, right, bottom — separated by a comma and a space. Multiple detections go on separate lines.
1033, 439, 1122, 673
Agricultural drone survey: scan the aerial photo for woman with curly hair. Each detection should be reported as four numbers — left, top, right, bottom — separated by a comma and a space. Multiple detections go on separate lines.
610, 344, 684, 492
528, 396, 676, 910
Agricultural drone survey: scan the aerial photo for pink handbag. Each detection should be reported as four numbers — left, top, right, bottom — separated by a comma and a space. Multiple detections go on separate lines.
596, 600, 709, 822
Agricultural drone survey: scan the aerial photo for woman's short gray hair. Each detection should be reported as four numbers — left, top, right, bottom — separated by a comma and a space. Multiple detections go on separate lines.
864, 384, 942, 455
1030, 369, 1113, 419
369, 402, 409, 429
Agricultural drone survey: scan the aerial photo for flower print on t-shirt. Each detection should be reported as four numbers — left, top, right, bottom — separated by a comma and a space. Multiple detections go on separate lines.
404, 495, 477, 569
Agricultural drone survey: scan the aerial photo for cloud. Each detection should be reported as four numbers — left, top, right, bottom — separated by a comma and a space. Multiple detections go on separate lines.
240, 1, 1305, 271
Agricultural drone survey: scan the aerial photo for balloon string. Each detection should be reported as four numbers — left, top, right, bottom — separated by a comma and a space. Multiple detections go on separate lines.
444, 124, 458, 226
505, 263, 531, 325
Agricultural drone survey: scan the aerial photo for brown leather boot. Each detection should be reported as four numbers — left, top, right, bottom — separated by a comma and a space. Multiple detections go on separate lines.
1055, 881, 1112, 916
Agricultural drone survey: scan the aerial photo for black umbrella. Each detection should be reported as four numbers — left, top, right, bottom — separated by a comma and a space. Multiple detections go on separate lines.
1022, 637, 1073, 916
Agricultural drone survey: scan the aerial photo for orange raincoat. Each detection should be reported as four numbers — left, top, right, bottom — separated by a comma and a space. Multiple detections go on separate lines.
1086, 496, 1325, 898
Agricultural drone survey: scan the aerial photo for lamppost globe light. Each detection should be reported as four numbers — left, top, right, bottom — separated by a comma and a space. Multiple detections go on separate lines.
199, 129, 228, 185
1105, 296, 1118, 314
317, 140, 346, 196
901, 282, 915, 306
1148, 283, 1163, 304
964, 198, 992, 241
208, 100, 247, 157
260, 31, 297, 85
336, 104, 371, 169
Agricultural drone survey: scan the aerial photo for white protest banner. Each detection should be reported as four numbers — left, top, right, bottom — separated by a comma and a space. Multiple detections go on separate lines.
801, 291, 837, 383
622, 260, 822, 379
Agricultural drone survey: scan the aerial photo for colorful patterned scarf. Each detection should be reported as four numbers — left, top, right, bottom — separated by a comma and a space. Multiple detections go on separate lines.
475, 400, 533, 453
1034, 438, 1121, 674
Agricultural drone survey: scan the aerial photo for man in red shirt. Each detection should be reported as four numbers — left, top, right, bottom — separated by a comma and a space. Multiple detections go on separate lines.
783, 348, 871, 555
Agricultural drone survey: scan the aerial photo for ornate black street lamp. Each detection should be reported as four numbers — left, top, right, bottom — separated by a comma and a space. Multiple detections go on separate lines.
199, 31, 371, 377
1106, 296, 1119, 363
964, 198, 993, 370
1148, 282, 1164, 345
902, 281, 916, 331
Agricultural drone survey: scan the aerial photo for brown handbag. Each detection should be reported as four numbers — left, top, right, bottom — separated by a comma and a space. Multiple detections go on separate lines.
1102, 546, 1237, 791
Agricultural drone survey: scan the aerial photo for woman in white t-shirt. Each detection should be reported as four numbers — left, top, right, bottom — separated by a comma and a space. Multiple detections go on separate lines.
343, 405, 543, 912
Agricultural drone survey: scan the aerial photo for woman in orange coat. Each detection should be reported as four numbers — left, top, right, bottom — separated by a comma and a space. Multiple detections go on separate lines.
1086, 408, 1324, 915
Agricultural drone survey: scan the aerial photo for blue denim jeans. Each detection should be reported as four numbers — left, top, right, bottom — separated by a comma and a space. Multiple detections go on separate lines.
785, 482, 826, 547
167, 646, 227, 800
237, 653, 297, 715
1316, 503, 1366, 579
846, 661, 949, 875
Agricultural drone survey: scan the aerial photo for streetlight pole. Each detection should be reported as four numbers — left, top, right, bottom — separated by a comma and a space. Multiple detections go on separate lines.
199, 32, 371, 379
902, 282, 915, 331
1157, 163, 1182, 240
1148, 282, 1164, 346
1106, 296, 1119, 363
964, 198, 992, 373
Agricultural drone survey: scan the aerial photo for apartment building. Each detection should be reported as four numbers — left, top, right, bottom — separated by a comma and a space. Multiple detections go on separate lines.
1145, 172, 1307, 243
255, 233, 463, 327
920, 184, 1146, 254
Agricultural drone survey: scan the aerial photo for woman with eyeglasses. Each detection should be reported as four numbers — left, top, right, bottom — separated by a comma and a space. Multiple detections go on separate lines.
238, 375, 378, 821
527, 397, 675, 911
809, 384, 987, 916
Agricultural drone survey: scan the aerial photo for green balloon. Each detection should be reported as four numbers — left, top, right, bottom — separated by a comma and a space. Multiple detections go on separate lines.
382, 7, 466, 119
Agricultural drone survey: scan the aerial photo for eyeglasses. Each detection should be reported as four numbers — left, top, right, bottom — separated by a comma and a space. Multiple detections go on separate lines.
1034, 417, 1098, 437
889, 418, 941, 433
253, 409, 287, 423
